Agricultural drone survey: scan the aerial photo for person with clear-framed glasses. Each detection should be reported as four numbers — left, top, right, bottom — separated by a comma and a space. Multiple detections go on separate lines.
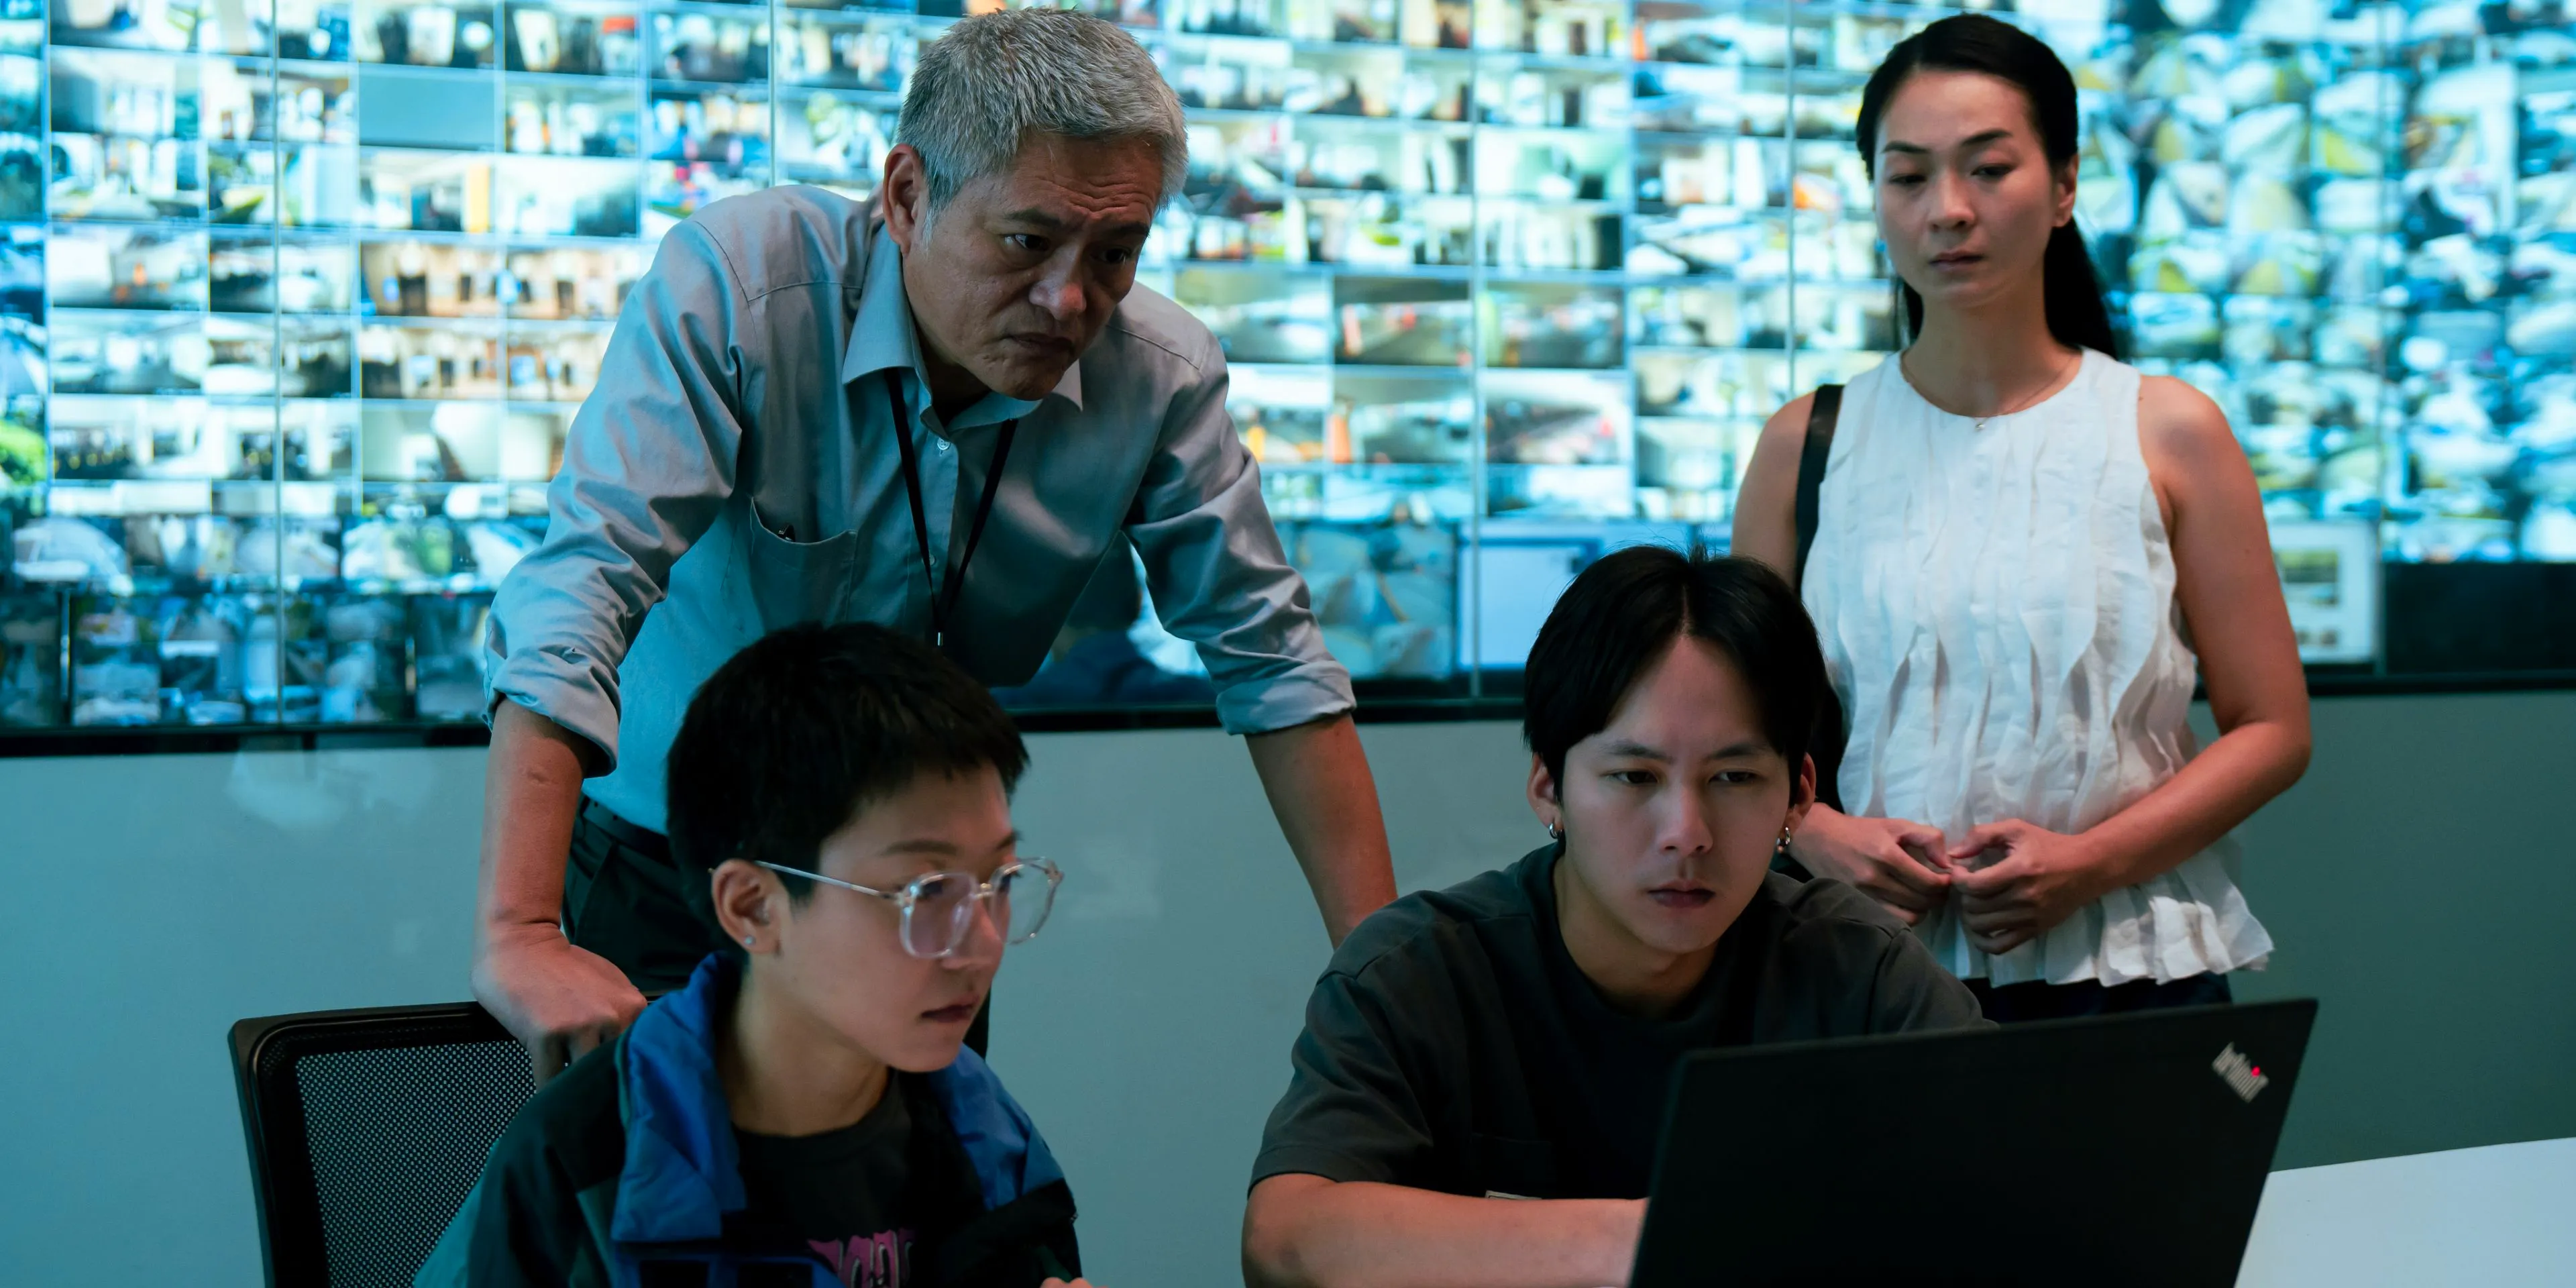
421, 623, 1100, 1288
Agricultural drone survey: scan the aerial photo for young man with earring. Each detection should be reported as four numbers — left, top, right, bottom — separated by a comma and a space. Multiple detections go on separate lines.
1242, 549, 1988, 1288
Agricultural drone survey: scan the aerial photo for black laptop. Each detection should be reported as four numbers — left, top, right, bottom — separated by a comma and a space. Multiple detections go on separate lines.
1631, 1000, 2316, 1288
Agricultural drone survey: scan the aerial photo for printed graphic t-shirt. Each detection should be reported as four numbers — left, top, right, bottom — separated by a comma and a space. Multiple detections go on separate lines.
736, 1077, 918, 1288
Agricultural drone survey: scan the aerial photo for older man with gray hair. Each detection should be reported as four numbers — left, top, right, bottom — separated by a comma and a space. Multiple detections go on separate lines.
473, 9, 1397, 1074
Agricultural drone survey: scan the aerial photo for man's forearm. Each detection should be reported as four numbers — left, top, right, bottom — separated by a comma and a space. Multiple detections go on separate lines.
1244, 1177, 1638, 1288
475, 700, 649, 1071
1244, 714, 1399, 945
477, 700, 598, 940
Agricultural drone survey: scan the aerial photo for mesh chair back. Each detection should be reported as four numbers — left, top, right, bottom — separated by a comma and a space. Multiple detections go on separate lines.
229, 1004, 535, 1288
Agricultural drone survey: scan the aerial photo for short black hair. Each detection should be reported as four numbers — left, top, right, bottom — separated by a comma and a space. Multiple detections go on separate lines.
666, 623, 1030, 922
1522, 547, 1827, 792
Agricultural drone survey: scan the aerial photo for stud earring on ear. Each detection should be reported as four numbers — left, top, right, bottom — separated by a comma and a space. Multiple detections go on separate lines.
741, 934, 755, 948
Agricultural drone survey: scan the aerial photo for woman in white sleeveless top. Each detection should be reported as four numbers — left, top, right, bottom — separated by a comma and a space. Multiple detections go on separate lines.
1733, 15, 2312, 1020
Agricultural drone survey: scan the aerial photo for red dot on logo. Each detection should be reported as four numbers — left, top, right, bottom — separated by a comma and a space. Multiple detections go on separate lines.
2249, 1067, 2262, 1077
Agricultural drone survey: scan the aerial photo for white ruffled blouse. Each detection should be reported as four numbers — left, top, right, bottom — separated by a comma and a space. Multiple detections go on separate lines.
1802, 349, 2272, 987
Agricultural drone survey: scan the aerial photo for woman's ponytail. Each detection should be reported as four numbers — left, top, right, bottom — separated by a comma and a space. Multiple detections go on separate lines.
2043, 221, 2119, 358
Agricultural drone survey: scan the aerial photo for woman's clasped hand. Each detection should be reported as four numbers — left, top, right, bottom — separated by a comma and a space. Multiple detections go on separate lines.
1943, 820, 2113, 955
1788, 806, 1953, 926
1795, 808, 2119, 955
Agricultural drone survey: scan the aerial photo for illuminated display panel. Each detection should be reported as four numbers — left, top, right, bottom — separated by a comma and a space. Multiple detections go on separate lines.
1, 0, 2570, 733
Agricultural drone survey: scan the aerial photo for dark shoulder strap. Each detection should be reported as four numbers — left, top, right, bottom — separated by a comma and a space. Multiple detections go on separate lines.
1791, 384, 1844, 588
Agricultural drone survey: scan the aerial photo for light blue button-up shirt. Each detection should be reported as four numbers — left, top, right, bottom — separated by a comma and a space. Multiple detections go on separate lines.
483, 186, 1351, 833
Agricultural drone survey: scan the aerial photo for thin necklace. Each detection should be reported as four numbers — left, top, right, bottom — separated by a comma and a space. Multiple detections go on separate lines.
1902, 347, 2082, 431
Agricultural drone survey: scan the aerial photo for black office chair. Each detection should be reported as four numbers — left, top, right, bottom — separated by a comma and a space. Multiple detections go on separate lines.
229, 1003, 534, 1288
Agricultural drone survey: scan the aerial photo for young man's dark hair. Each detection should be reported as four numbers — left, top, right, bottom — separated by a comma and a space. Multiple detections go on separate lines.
666, 621, 1031, 908
1521, 545, 1827, 790
422, 623, 1091, 1288
1244, 548, 1985, 1288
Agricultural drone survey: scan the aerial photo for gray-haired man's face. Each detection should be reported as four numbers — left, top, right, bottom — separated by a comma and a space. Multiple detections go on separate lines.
886, 134, 1161, 405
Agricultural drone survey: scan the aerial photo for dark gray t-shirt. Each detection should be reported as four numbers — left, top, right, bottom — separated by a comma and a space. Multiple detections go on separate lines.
735, 1078, 918, 1282
1253, 847, 1990, 1200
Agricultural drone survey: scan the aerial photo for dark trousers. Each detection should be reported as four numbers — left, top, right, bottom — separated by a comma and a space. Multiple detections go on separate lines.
565, 800, 991, 1054
1966, 971, 2233, 1025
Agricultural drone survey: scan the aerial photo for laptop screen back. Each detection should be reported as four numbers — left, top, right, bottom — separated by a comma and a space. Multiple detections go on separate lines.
1631, 1000, 2316, 1288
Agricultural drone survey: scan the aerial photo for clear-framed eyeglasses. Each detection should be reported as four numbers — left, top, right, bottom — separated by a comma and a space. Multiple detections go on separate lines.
753, 857, 1063, 960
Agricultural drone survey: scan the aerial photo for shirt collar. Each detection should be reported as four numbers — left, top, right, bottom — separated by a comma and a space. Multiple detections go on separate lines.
840, 224, 1085, 425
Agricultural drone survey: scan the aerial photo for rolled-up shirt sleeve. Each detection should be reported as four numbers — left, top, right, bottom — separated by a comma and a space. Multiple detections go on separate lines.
481, 222, 749, 769
1124, 344, 1354, 736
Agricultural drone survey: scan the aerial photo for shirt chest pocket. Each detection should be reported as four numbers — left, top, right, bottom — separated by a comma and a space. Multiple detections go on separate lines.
743, 496, 857, 627
1466, 1132, 1562, 1201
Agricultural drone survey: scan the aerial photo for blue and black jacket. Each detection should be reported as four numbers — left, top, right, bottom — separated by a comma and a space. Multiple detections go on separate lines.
417, 955, 1079, 1288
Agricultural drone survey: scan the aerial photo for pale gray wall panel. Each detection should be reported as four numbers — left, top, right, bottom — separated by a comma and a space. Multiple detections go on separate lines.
3, 696, 2573, 1284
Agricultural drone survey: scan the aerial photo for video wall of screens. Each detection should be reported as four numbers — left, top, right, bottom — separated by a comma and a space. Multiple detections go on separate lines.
0, 0, 2569, 731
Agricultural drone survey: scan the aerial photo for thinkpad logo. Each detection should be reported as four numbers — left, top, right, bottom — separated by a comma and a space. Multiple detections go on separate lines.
2212, 1043, 2271, 1103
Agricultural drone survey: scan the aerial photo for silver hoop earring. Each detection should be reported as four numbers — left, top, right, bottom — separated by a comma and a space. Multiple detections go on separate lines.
1774, 826, 1794, 856
1547, 820, 1564, 842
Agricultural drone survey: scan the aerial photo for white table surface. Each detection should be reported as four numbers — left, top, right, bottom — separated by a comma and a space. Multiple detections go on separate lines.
2237, 1136, 2576, 1287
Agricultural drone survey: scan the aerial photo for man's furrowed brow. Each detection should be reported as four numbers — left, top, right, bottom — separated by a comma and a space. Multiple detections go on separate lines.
996, 207, 1073, 231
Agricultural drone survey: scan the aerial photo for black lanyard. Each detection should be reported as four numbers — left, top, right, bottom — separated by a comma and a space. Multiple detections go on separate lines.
886, 372, 1016, 650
